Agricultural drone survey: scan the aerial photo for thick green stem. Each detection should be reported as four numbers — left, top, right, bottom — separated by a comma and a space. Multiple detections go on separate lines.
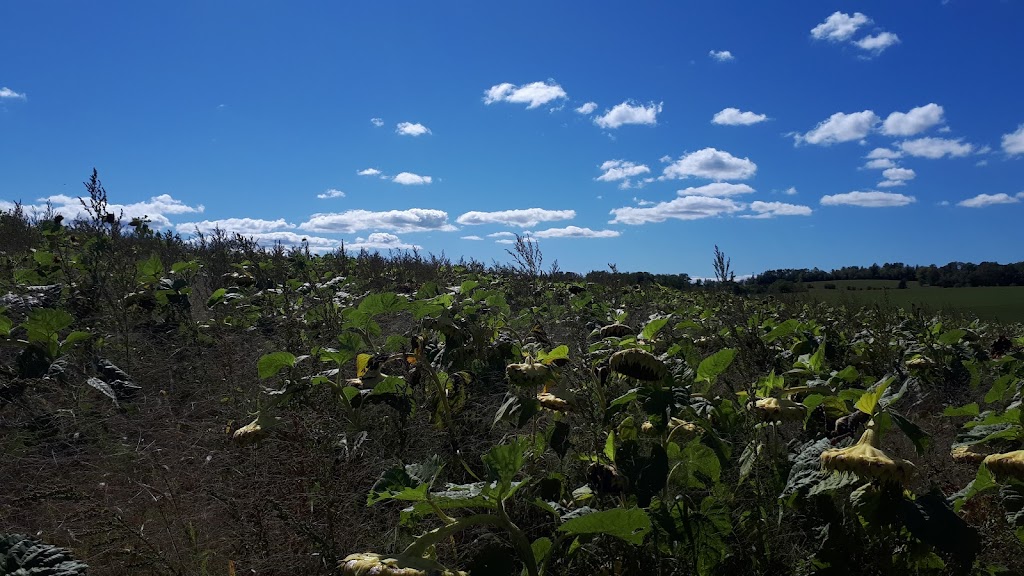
403, 514, 503, 557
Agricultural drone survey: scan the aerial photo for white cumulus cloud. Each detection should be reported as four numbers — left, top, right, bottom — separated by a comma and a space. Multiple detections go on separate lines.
575, 102, 597, 115
743, 201, 813, 219
300, 208, 453, 233
393, 172, 432, 185
811, 11, 870, 42
456, 208, 575, 228
882, 104, 944, 136
865, 158, 896, 170
396, 122, 431, 136
712, 108, 767, 126
957, 193, 1020, 208
1002, 124, 1024, 156
346, 232, 420, 251
882, 167, 916, 182
176, 218, 295, 235
709, 50, 735, 62
483, 80, 567, 109
899, 137, 974, 159
531, 226, 620, 239
461, 235, 483, 241
855, 32, 900, 54
609, 196, 744, 225
662, 148, 757, 181
797, 110, 879, 145
676, 183, 755, 197
370, 117, 384, 127
596, 160, 651, 189
0, 87, 27, 100
317, 189, 346, 199
594, 101, 663, 129
357, 168, 382, 176
820, 191, 915, 207
866, 147, 902, 159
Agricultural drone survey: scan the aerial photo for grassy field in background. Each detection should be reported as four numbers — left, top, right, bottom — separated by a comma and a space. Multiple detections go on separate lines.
800, 280, 1024, 323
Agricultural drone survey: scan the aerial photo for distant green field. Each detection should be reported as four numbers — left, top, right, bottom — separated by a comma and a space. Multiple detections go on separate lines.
799, 280, 1024, 323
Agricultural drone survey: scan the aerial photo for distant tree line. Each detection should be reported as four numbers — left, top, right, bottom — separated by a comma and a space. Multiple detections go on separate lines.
749, 261, 1024, 289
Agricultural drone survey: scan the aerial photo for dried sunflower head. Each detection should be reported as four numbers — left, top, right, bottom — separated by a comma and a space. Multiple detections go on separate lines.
820, 421, 915, 485
750, 397, 806, 421
609, 348, 666, 382
339, 552, 466, 576
983, 450, 1024, 482
232, 412, 275, 445
950, 444, 992, 464
537, 391, 570, 412
506, 362, 553, 388
596, 323, 633, 339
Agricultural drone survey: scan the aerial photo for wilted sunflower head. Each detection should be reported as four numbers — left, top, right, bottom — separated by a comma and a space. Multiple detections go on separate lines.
751, 397, 806, 421
983, 450, 1024, 482
232, 412, 274, 445
537, 391, 570, 412
950, 444, 992, 464
506, 362, 553, 388
339, 552, 467, 576
596, 323, 633, 339
820, 423, 915, 485
609, 348, 667, 382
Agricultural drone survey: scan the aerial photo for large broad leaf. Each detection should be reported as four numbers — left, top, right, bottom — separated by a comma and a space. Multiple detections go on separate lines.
0, 314, 12, 337
641, 317, 670, 341
890, 410, 931, 455
985, 375, 1016, 404
367, 466, 428, 505
944, 403, 980, 417
23, 308, 73, 345
855, 375, 894, 416
900, 491, 979, 568
357, 292, 408, 317
257, 351, 296, 379
668, 439, 720, 489
483, 438, 530, 496
558, 507, 652, 545
937, 329, 967, 346
780, 438, 834, 497
697, 349, 736, 385
762, 319, 799, 343
951, 465, 998, 512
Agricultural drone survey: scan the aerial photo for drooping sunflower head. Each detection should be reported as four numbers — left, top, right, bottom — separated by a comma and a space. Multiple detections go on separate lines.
751, 397, 807, 421
506, 362, 553, 388
609, 348, 667, 382
983, 450, 1024, 482
596, 323, 633, 339
339, 552, 467, 576
820, 423, 915, 485
537, 391, 571, 412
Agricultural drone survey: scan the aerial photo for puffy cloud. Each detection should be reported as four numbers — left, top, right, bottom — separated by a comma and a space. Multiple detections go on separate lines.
783, 187, 798, 196
460, 235, 483, 241
393, 172, 432, 185
487, 231, 516, 238
594, 101, 663, 129
531, 226, 620, 239
811, 11, 870, 42
176, 218, 295, 235
855, 32, 900, 54
864, 158, 896, 170
24, 193, 205, 229
483, 80, 567, 109
899, 137, 974, 158
370, 117, 384, 127
743, 201, 813, 219
866, 147, 902, 159
712, 107, 767, 126
396, 122, 431, 136
596, 160, 650, 189
881, 104, 944, 136
958, 193, 1020, 208
820, 191, 915, 207
797, 110, 879, 145
0, 87, 27, 100
708, 50, 735, 62
239, 232, 338, 252
345, 232, 420, 251
575, 102, 597, 115
317, 189, 346, 199
882, 167, 916, 182
1002, 124, 1024, 155
609, 196, 744, 225
662, 148, 757, 181
300, 208, 454, 233
676, 182, 755, 197
456, 208, 575, 228
357, 168, 382, 176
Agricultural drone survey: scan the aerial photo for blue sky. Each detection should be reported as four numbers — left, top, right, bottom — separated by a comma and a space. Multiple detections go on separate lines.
1, 1, 1022, 277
